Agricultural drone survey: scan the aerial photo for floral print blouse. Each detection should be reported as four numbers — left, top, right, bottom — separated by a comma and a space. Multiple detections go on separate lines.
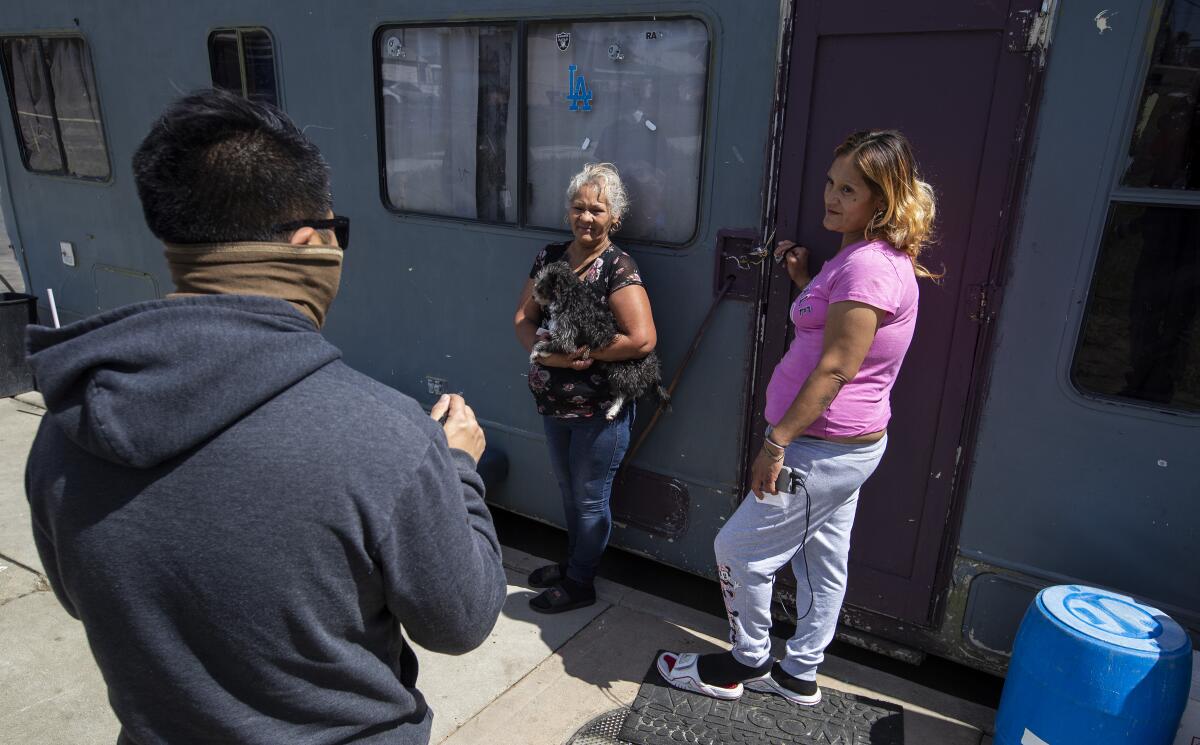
526, 241, 644, 418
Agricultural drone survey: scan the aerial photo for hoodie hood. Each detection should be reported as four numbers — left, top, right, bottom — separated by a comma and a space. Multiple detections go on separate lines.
26, 295, 342, 468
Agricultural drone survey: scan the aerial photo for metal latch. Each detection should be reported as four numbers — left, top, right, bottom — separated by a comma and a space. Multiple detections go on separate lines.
715, 228, 774, 301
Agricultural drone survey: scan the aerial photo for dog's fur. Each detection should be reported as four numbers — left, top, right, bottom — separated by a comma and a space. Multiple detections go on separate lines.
530, 262, 669, 420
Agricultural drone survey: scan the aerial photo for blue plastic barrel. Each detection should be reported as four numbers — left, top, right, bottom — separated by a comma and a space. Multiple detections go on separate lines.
995, 585, 1192, 744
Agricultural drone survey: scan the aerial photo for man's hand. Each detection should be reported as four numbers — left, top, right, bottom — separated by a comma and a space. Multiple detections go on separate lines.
774, 240, 812, 289
430, 394, 486, 464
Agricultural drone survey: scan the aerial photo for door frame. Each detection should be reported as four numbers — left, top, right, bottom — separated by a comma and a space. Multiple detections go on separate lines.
747, 0, 1054, 627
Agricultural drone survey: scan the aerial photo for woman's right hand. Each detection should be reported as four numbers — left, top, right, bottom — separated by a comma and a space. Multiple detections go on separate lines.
775, 240, 812, 289
537, 348, 594, 371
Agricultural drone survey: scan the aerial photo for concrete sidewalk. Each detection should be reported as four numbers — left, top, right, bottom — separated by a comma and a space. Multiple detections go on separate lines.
0, 394, 995, 744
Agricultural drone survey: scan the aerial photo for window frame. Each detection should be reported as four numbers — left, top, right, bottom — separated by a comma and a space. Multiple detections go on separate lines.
1067, 1, 1200, 417
0, 32, 112, 183
371, 15, 715, 249
206, 26, 282, 109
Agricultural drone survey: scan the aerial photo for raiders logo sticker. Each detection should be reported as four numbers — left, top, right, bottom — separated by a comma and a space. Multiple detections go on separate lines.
556, 32, 570, 51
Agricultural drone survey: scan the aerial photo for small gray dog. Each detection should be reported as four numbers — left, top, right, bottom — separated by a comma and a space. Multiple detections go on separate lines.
530, 262, 670, 420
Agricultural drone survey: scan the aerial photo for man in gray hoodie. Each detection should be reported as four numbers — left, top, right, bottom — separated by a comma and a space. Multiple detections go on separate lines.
24, 88, 507, 745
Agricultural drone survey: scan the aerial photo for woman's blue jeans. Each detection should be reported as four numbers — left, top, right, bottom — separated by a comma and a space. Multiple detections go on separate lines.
541, 406, 633, 584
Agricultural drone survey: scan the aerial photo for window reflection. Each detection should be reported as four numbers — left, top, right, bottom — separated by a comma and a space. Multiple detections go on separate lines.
377, 25, 517, 222
208, 32, 241, 96
1073, 204, 1200, 411
526, 20, 709, 243
1122, 0, 1200, 189
1, 37, 64, 172
207, 29, 279, 110
1, 35, 108, 179
44, 37, 108, 178
242, 30, 278, 107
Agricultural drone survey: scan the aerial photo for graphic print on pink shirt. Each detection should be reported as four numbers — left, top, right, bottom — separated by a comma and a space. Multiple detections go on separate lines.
764, 239, 919, 438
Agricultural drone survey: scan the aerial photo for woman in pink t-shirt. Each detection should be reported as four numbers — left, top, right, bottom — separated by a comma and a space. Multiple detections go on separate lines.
659, 130, 938, 704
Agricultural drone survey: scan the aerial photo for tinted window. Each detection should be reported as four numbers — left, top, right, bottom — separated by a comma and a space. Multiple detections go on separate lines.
377, 25, 517, 222
208, 31, 241, 94
207, 28, 279, 108
1, 37, 63, 172
1121, 0, 1200, 190
1072, 204, 1200, 411
1, 35, 108, 179
526, 19, 709, 243
241, 30, 278, 106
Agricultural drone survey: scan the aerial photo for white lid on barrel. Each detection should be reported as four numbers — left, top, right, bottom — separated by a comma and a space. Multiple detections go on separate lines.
1041, 585, 1190, 655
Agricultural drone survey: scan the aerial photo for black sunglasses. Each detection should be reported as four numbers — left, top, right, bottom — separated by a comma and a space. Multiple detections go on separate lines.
273, 215, 350, 251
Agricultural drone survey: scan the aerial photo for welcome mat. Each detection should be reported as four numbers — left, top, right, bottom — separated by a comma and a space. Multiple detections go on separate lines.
616, 653, 904, 745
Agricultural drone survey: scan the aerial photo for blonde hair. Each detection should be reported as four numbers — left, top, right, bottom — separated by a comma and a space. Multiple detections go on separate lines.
565, 162, 629, 229
834, 130, 940, 279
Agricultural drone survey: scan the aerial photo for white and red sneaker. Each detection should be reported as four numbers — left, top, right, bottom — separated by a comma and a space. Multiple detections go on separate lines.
656, 652, 744, 700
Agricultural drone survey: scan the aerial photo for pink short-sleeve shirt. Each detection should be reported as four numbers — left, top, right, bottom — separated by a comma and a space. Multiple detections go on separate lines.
764, 239, 919, 437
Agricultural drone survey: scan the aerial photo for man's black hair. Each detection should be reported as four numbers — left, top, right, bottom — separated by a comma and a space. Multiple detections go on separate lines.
132, 88, 332, 244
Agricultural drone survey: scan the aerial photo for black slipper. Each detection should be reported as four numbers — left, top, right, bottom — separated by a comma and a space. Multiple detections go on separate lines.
529, 582, 596, 614
528, 563, 567, 589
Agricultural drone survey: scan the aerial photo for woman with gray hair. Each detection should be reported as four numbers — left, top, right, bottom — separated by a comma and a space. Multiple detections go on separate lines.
514, 162, 660, 613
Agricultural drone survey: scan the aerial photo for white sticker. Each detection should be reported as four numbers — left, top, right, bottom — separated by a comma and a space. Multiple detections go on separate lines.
644, 119, 657, 132
1094, 10, 1117, 34
581, 137, 591, 150
1021, 729, 1050, 745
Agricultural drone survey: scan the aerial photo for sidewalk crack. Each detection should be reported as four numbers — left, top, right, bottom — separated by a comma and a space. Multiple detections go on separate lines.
0, 552, 47, 578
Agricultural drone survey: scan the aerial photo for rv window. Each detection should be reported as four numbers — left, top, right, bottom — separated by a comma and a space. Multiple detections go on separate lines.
1120, 0, 1200, 190
377, 25, 517, 223
0, 35, 109, 179
209, 32, 241, 95
526, 19, 709, 244
207, 29, 279, 108
1072, 203, 1200, 412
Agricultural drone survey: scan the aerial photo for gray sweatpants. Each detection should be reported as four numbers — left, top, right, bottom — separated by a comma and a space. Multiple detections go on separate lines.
714, 435, 887, 681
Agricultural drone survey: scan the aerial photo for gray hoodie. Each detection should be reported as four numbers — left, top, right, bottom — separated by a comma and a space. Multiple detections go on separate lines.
24, 294, 507, 745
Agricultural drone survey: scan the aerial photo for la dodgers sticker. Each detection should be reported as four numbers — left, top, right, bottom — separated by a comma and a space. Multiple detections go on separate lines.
566, 64, 593, 111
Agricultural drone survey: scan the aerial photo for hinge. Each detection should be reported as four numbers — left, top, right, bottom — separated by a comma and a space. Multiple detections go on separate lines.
967, 282, 999, 323
1006, 0, 1056, 65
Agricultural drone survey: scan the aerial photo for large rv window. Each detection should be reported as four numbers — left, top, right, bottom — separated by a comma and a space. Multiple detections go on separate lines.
526, 19, 709, 243
1073, 1, 1200, 413
377, 25, 517, 223
0, 35, 109, 179
1072, 205, 1199, 412
1120, 2, 1199, 190
208, 29, 279, 108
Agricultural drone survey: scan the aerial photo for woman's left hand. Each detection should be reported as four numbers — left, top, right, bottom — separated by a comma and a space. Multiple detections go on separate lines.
749, 449, 784, 500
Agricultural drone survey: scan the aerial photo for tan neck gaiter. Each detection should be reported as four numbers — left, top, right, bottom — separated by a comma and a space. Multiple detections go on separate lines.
164, 242, 344, 328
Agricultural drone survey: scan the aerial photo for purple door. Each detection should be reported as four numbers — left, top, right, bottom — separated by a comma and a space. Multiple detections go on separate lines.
756, 0, 1045, 624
